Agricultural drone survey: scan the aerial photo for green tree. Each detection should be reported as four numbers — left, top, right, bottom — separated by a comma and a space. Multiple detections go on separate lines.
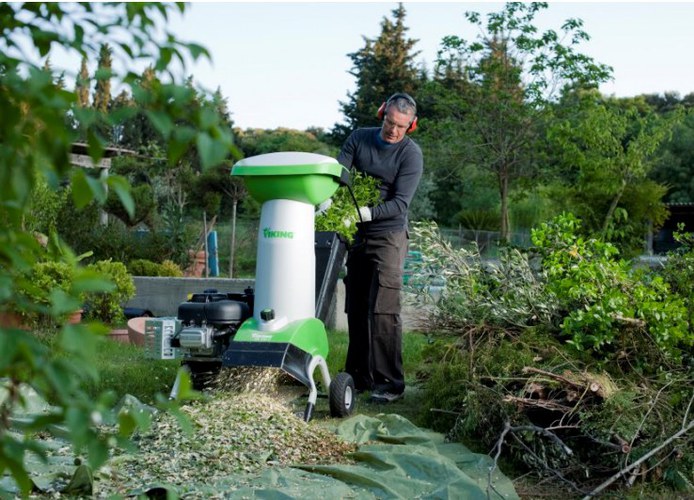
547, 91, 681, 252
212, 86, 234, 130
0, 2, 234, 493
651, 108, 694, 203
112, 66, 164, 152
330, 3, 421, 145
192, 165, 248, 277
429, 2, 612, 242
76, 56, 90, 108
414, 77, 474, 227
236, 128, 337, 157
92, 44, 113, 114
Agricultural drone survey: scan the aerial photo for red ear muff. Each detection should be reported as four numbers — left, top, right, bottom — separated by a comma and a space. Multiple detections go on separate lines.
378, 102, 418, 134
377, 102, 386, 121
407, 116, 418, 134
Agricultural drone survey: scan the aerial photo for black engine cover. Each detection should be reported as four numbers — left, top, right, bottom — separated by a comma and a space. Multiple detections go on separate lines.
178, 300, 250, 326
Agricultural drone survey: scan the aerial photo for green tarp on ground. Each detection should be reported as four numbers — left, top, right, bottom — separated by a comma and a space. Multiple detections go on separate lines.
298, 414, 517, 500
216, 413, 518, 499
1, 386, 519, 498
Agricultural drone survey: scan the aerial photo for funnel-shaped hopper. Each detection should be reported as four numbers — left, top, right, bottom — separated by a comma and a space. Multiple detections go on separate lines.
232, 152, 344, 205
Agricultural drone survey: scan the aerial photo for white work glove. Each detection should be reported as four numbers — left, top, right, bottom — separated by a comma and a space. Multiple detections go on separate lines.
315, 198, 333, 216
358, 206, 372, 222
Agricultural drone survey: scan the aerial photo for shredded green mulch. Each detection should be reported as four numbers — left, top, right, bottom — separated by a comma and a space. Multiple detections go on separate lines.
94, 379, 357, 497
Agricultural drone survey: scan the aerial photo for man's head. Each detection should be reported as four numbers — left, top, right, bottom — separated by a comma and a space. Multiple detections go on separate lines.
378, 93, 417, 144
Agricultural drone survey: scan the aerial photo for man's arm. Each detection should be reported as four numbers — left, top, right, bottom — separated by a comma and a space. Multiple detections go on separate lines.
370, 145, 423, 221
337, 132, 356, 169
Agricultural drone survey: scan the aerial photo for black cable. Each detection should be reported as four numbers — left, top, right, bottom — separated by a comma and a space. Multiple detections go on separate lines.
346, 182, 364, 225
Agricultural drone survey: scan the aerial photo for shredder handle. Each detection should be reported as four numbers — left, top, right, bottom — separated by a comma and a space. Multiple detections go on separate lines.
339, 166, 351, 187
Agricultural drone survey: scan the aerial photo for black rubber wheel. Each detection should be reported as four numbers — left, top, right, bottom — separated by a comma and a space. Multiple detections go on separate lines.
329, 372, 355, 418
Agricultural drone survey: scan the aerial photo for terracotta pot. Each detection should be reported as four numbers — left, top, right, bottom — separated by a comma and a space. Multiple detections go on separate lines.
127, 316, 147, 346
67, 309, 84, 325
108, 328, 130, 343
184, 250, 207, 277
0, 311, 28, 330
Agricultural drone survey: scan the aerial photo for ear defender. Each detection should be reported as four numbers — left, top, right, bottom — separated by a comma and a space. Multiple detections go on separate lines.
377, 97, 418, 134
407, 116, 418, 134
377, 101, 387, 121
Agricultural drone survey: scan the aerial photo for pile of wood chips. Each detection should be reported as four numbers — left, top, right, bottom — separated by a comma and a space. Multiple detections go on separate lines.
96, 367, 357, 497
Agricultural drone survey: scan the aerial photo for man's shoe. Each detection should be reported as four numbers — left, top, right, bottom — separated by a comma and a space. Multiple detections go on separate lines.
370, 390, 404, 403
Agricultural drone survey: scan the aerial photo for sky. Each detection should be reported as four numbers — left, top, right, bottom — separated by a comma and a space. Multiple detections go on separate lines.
155, 2, 694, 131
24, 2, 694, 131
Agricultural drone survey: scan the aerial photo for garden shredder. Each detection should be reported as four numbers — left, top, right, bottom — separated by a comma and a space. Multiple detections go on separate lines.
165, 152, 355, 422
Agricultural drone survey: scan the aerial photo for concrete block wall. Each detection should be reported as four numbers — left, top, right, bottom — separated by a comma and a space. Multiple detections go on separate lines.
125, 277, 255, 318
125, 276, 419, 332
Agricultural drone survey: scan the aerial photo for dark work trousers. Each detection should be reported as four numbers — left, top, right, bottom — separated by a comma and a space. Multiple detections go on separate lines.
344, 229, 408, 394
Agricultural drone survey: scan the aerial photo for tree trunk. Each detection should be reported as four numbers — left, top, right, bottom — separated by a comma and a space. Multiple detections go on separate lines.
499, 170, 510, 243
229, 200, 237, 278
601, 179, 627, 235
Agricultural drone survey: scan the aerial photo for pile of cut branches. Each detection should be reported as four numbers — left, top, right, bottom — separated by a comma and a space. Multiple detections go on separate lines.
411, 216, 694, 496
420, 332, 694, 497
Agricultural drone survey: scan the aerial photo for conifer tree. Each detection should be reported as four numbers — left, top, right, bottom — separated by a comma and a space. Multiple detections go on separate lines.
93, 44, 113, 113
213, 87, 234, 130
331, 3, 420, 144
113, 66, 160, 151
76, 56, 90, 107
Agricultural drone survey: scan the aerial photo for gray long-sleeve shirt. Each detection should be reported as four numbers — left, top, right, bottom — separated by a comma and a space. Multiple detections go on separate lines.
337, 127, 423, 235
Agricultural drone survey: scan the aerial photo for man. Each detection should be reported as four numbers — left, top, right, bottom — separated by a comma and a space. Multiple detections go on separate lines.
337, 92, 424, 403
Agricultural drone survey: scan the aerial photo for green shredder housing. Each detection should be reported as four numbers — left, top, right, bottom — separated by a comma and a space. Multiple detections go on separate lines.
231, 152, 344, 205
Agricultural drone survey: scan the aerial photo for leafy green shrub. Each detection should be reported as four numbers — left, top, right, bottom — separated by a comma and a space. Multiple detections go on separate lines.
84, 260, 136, 324
532, 213, 689, 359
58, 201, 190, 268
315, 169, 381, 243
29, 261, 75, 302
410, 215, 691, 361
662, 224, 694, 338
160, 259, 184, 277
10, 260, 89, 327
234, 255, 257, 278
128, 258, 183, 277
24, 180, 70, 236
1, 3, 222, 492
88, 225, 178, 265
128, 259, 160, 276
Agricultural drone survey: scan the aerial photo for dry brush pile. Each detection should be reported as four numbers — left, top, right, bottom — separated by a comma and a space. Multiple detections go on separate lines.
408, 216, 694, 497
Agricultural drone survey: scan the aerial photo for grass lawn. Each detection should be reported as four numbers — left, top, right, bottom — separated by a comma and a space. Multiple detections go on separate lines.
326, 329, 431, 423
83, 338, 180, 404
85, 328, 431, 424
